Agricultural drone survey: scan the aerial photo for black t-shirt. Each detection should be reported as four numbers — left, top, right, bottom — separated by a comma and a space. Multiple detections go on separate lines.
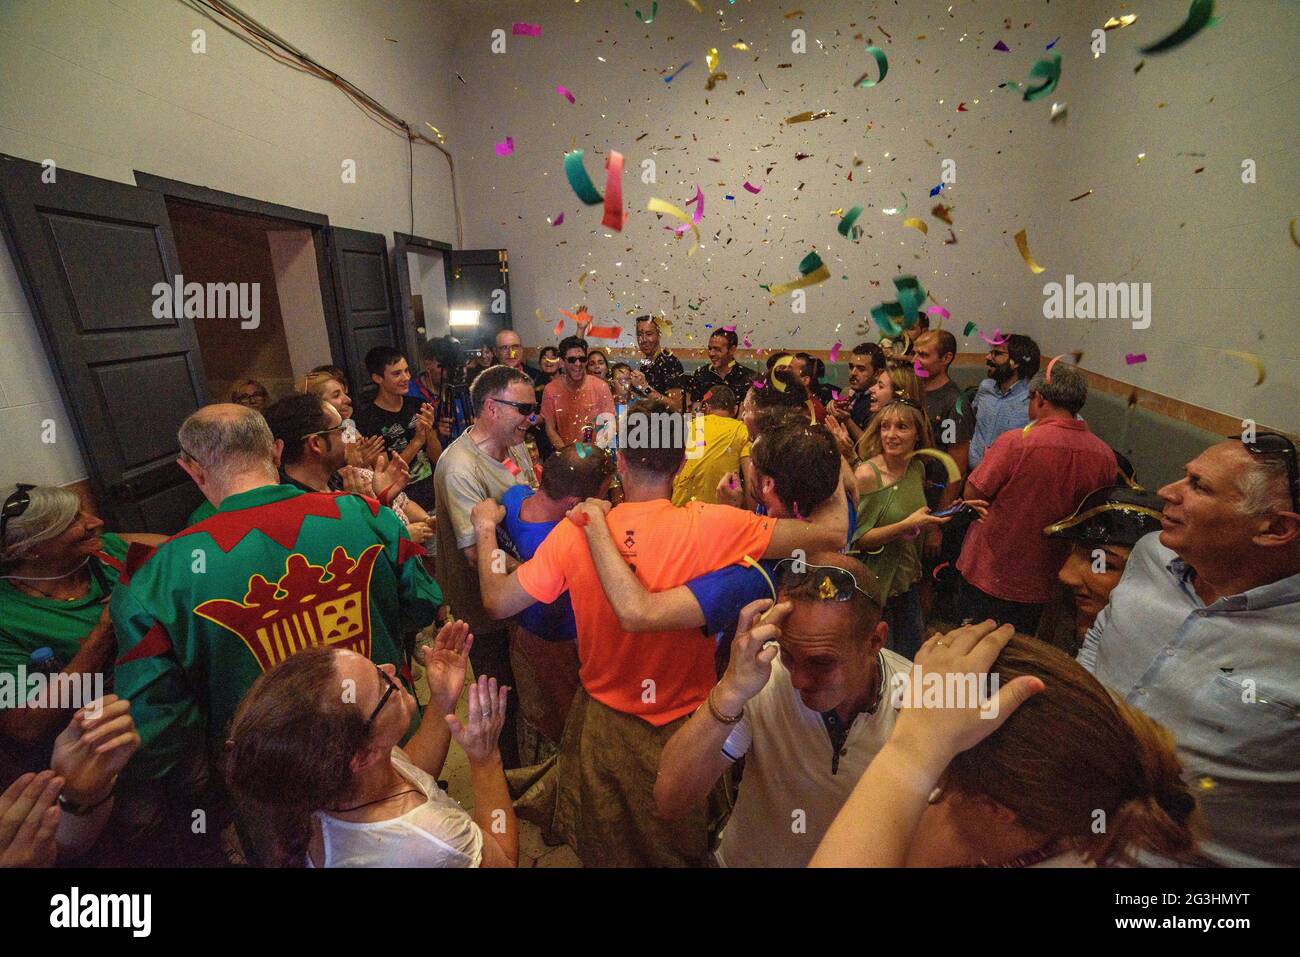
923, 380, 973, 451
353, 396, 436, 508
849, 391, 874, 430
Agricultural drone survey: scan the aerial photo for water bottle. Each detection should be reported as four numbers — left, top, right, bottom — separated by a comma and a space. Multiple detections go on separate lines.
29, 646, 63, 674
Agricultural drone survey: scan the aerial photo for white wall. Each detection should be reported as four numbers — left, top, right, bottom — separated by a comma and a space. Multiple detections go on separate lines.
0, 0, 462, 487
448, 0, 1297, 430
408, 248, 450, 339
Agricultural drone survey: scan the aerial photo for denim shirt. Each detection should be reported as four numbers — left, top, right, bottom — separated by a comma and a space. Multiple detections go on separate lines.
968, 377, 1029, 469
1079, 533, 1300, 866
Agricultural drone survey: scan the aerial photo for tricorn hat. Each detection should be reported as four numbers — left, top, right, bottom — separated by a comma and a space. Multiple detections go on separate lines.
1044, 485, 1164, 548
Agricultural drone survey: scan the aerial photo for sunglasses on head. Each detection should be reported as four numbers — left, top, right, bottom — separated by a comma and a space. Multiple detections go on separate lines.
1238, 431, 1300, 512
773, 559, 874, 603
0, 483, 36, 543
489, 397, 537, 417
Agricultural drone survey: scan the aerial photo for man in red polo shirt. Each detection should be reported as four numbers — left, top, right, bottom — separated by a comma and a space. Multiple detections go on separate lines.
472, 399, 848, 866
956, 364, 1116, 634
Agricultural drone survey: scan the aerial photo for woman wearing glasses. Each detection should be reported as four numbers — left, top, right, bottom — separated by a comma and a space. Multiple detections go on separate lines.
852, 400, 984, 658
0, 485, 165, 768
812, 620, 1200, 867
229, 378, 269, 411
226, 619, 517, 867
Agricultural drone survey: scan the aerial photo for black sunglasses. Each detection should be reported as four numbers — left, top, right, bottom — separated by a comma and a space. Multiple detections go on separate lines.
0, 483, 35, 543
489, 397, 537, 417
365, 666, 400, 730
1239, 431, 1300, 512
773, 559, 875, 603
564, 355, 588, 364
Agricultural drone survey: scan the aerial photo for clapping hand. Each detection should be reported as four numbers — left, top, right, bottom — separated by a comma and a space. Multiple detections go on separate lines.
375, 452, 411, 500
444, 676, 510, 767
421, 619, 474, 716
50, 695, 140, 807
351, 435, 385, 470
0, 771, 62, 868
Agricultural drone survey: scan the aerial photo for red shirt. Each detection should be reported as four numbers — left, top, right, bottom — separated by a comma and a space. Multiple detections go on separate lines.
957, 418, 1116, 603
515, 500, 775, 724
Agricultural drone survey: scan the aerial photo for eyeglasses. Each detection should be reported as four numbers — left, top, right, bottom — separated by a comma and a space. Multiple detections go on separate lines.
564, 355, 587, 364
0, 483, 35, 543
301, 423, 346, 442
489, 397, 537, 417
365, 666, 400, 730
234, 391, 266, 404
773, 559, 875, 603
1240, 431, 1300, 513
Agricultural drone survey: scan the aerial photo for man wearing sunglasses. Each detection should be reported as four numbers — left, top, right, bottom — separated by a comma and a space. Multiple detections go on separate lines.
1079, 433, 1300, 867
109, 403, 443, 857
433, 365, 542, 768
540, 336, 615, 452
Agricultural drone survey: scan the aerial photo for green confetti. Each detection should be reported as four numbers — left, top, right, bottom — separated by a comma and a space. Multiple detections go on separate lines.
1141, 0, 1214, 54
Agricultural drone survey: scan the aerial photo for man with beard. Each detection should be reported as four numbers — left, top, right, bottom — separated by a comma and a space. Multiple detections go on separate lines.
969, 334, 1040, 470
629, 314, 685, 410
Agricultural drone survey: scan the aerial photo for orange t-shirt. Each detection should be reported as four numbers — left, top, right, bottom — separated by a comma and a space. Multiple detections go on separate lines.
515, 499, 776, 725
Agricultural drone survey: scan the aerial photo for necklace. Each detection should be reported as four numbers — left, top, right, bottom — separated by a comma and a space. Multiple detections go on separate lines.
3, 557, 91, 600
329, 787, 422, 815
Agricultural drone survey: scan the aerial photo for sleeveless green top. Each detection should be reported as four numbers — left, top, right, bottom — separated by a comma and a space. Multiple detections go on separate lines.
851, 458, 926, 603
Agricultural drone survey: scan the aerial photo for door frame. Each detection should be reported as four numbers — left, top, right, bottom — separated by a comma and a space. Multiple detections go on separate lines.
132, 171, 348, 386
391, 232, 454, 360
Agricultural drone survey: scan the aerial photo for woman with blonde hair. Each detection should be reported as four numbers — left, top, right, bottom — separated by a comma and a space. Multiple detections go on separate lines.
812, 621, 1201, 867
851, 399, 981, 658
229, 378, 269, 411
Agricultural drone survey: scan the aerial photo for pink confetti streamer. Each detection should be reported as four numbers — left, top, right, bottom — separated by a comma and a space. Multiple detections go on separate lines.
743, 181, 763, 194
551, 212, 564, 226
913, 359, 930, 378
556, 85, 576, 104
829, 340, 842, 362
512, 22, 541, 36
495, 137, 514, 156
674, 184, 705, 235
926, 306, 951, 320
978, 327, 1009, 347
1125, 352, 1148, 365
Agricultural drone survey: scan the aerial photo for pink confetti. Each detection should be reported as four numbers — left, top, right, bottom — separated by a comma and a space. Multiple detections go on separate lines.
723, 324, 737, 332
551, 212, 564, 226
512, 22, 541, 36
926, 306, 951, 320
743, 181, 763, 194
1125, 352, 1148, 365
556, 85, 576, 104
978, 327, 1009, 347
752, 379, 766, 390
495, 137, 514, 157
913, 359, 930, 379
829, 340, 842, 363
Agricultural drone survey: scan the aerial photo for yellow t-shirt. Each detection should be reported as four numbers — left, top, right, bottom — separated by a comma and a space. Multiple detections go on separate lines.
671, 414, 752, 507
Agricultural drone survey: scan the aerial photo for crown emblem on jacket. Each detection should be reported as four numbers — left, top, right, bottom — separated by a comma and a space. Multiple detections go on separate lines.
195, 544, 383, 671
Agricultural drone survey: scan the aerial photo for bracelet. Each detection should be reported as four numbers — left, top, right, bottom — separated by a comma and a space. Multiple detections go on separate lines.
58, 781, 116, 816
706, 687, 744, 725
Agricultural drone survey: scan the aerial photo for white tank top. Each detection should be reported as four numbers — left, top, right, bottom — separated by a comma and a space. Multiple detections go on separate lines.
308, 748, 484, 868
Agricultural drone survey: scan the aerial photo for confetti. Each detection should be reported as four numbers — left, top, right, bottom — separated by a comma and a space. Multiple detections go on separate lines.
1104, 14, 1138, 30
956, 102, 968, 112
743, 181, 763, 194
837, 206, 864, 237
926, 306, 951, 321
1014, 228, 1047, 274
1045, 353, 1074, 382
786, 110, 836, 124
646, 196, 701, 254
910, 449, 961, 485
1069, 189, 1093, 202
1019, 54, 1062, 101
1291, 219, 1300, 247
913, 358, 930, 379
511, 22, 541, 37
577, 270, 594, 289
931, 561, 951, 581
1140, 0, 1213, 54
556, 85, 576, 104
1224, 350, 1266, 386
979, 328, 1009, 346
1050, 101, 1069, 121
551, 212, 564, 226
929, 183, 945, 197
770, 354, 795, 390
494, 137, 514, 157
963, 321, 978, 336
882, 193, 908, 216
853, 46, 889, 88
585, 326, 623, 339
767, 251, 832, 296
602, 151, 626, 231
664, 60, 693, 83
903, 217, 928, 235
829, 341, 842, 363
1125, 352, 1148, 365
635, 1, 658, 23
564, 149, 605, 205
932, 203, 953, 225
993, 40, 1011, 52
1046, 36, 1061, 49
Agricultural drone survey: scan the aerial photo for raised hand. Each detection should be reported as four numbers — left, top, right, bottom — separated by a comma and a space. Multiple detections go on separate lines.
0, 771, 62, 869
50, 696, 140, 807
471, 498, 506, 532
715, 599, 789, 713
421, 619, 474, 716
444, 676, 510, 767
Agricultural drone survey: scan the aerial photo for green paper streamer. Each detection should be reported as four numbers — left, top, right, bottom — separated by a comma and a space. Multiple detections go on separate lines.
871, 302, 903, 338
1141, 0, 1214, 54
1022, 54, 1061, 101
856, 46, 889, 87
894, 276, 925, 327
837, 205, 864, 237
564, 149, 604, 205
963, 321, 978, 336
798, 251, 824, 275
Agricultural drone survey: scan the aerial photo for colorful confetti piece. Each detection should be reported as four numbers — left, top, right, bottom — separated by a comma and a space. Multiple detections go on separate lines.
743, 181, 763, 194
1125, 352, 1148, 365
854, 46, 889, 88
494, 137, 514, 157
556, 85, 576, 104
1140, 0, 1212, 53
1014, 228, 1047, 274
511, 22, 541, 37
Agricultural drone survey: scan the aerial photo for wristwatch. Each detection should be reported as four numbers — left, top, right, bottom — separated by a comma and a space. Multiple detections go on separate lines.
58, 782, 116, 816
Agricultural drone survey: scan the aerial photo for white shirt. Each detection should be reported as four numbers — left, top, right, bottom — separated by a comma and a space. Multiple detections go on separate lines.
309, 748, 484, 868
714, 651, 909, 868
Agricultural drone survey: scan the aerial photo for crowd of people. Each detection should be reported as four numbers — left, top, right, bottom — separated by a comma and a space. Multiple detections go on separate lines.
1, 316, 1296, 869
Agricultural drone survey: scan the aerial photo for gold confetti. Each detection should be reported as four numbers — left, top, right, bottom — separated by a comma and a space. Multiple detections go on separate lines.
1224, 350, 1267, 387
1014, 229, 1046, 274
1104, 14, 1138, 30
1196, 776, 1216, 791
731, 41, 750, 51
903, 217, 929, 235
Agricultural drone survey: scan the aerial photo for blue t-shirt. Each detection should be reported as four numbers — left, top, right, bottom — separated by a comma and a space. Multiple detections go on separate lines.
499, 485, 578, 641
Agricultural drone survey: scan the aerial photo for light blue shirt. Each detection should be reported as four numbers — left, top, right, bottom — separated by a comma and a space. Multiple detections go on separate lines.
968, 377, 1029, 469
1079, 533, 1300, 867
